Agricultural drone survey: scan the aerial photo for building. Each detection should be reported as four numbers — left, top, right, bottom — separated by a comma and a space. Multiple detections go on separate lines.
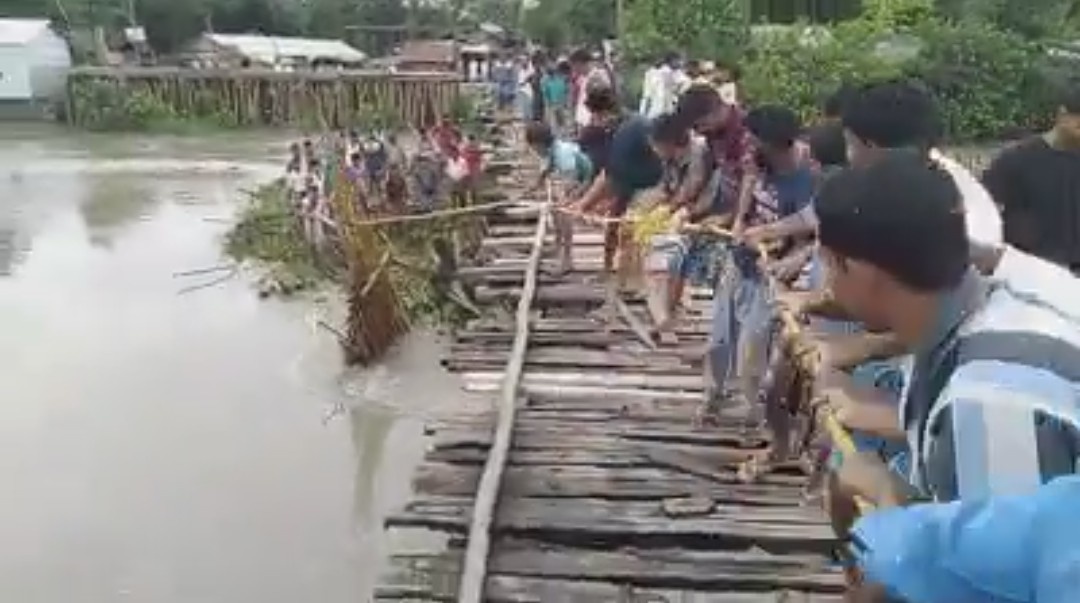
395, 40, 458, 74
0, 18, 72, 117
181, 33, 366, 70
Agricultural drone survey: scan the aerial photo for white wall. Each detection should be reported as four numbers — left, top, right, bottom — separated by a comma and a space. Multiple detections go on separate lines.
0, 28, 71, 102
0, 47, 31, 100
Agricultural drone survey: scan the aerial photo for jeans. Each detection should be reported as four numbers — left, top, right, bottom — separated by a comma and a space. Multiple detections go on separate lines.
706, 256, 771, 395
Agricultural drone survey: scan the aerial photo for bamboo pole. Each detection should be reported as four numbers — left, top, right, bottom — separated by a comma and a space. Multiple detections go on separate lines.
456, 189, 552, 603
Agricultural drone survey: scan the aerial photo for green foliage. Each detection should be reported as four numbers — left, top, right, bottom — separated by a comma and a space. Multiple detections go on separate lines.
741, 11, 1060, 140
912, 19, 1052, 139
623, 0, 748, 62
522, 0, 616, 49
69, 79, 239, 132
224, 181, 329, 289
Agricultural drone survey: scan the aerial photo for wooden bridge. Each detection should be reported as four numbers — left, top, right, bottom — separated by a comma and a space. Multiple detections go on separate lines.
373, 169, 846, 601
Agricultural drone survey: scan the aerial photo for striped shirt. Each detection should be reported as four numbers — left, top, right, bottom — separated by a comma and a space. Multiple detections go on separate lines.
906, 271, 1080, 501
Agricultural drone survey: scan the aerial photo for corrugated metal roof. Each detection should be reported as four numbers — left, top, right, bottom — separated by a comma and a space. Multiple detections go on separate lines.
204, 33, 366, 64
0, 18, 52, 46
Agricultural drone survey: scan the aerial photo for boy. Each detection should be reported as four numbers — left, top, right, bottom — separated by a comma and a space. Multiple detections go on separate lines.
525, 121, 594, 275
646, 113, 728, 342
721, 106, 815, 420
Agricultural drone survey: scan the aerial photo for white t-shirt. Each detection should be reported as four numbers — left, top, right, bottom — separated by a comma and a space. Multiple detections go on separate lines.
929, 149, 1002, 247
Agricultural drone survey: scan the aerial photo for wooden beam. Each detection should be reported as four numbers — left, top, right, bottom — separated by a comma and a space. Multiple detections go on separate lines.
456, 197, 550, 602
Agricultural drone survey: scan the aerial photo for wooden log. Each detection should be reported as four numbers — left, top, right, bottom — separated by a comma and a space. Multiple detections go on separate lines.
386, 496, 836, 553
377, 559, 844, 602
457, 204, 549, 603
412, 464, 810, 503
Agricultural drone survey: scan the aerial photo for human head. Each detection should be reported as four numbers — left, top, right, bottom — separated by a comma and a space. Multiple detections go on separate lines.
822, 82, 857, 122
308, 158, 321, 173
569, 48, 592, 75
685, 59, 702, 79
555, 59, 572, 76
745, 105, 801, 167
349, 152, 361, 166
815, 152, 968, 333
713, 59, 740, 84
661, 51, 680, 68
675, 84, 731, 135
648, 113, 692, 161
524, 121, 555, 154
1053, 78, 1080, 148
289, 142, 301, 156
584, 87, 620, 122
841, 79, 940, 167
808, 121, 848, 170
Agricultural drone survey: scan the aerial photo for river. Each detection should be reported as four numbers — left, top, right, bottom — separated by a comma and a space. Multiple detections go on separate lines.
0, 125, 463, 603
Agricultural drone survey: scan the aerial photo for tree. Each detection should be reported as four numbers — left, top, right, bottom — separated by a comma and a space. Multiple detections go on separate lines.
622, 0, 747, 61
522, 0, 615, 49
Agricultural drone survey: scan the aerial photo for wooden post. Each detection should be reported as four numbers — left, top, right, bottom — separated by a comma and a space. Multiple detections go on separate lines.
456, 192, 550, 603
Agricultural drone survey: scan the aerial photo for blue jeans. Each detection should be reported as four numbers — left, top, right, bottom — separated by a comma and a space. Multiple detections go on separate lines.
707, 257, 770, 394
830, 360, 908, 472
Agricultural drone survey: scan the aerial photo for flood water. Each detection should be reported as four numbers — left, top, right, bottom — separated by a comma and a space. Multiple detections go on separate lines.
0, 125, 465, 602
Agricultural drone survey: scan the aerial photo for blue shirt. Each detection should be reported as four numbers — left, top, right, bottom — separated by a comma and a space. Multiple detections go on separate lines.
547, 140, 593, 185
853, 475, 1080, 603
734, 164, 815, 278
541, 74, 569, 107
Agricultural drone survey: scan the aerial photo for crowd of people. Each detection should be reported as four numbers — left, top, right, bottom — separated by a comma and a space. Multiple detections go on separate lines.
282, 119, 485, 243
517, 45, 1080, 602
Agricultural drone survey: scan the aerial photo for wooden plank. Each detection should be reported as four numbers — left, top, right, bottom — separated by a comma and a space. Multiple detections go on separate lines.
428, 422, 768, 452
386, 496, 836, 553
426, 444, 757, 468
413, 464, 810, 504
378, 553, 844, 602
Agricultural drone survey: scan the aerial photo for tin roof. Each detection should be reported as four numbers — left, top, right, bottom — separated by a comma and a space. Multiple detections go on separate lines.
204, 33, 366, 64
0, 18, 53, 46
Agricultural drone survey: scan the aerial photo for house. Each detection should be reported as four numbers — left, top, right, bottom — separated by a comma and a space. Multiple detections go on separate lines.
0, 18, 72, 117
181, 33, 366, 70
395, 40, 458, 74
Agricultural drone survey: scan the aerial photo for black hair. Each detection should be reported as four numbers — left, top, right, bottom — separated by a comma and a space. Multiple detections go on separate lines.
569, 48, 592, 65
675, 84, 722, 124
649, 113, 691, 147
816, 151, 968, 291
745, 105, 802, 148
524, 121, 555, 149
555, 60, 572, 75
808, 121, 848, 169
823, 83, 858, 120
841, 79, 941, 150
584, 87, 619, 114
349, 152, 361, 163
714, 58, 741, 82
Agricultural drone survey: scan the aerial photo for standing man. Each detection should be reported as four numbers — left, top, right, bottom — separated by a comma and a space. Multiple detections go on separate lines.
570, 48, 613, 132
639, 52, 681, 119
982, 81, 1080, 272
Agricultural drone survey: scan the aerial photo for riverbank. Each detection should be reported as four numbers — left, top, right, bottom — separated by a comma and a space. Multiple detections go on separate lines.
0, 127, 479, 602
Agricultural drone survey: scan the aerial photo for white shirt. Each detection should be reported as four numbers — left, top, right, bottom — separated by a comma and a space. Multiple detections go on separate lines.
639, 65, 679, 118
930, 149, 1002, 248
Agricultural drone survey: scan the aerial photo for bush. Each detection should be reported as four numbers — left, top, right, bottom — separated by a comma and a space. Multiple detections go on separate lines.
741, 16, 1054, 141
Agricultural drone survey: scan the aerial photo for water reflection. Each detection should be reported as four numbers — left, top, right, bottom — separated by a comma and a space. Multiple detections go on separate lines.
349, 405, 395, 528
79, 177, 158, 249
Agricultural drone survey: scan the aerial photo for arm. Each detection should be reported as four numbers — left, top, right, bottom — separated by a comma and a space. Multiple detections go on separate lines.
671, 151, 711, 213
744, 204, 818, 246
575, 171, 611, 213
815, 332, 907, 371
819, 368, 904, 439
731, 170, 758, 234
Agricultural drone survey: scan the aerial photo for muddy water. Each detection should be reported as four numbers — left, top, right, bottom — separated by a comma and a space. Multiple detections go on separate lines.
0, 125, 465, 603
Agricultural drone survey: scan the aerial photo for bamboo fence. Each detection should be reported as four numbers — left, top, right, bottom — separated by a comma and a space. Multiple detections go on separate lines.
68, 67, 460, 129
